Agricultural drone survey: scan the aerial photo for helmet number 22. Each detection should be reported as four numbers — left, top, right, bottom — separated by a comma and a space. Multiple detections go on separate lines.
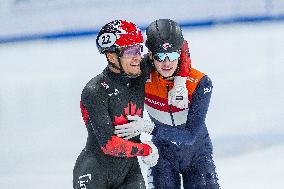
102, 35, 111, 45
98, 33, 116, 48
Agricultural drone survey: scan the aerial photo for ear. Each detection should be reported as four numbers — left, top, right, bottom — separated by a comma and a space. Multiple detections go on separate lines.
148, 51, 153, 60
106, 52, 118, 63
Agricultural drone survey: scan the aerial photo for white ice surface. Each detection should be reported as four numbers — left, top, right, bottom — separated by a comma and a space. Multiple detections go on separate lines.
0, 22, 284, 188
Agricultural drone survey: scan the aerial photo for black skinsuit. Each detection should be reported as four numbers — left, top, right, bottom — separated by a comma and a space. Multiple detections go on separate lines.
73, 67, 150, 189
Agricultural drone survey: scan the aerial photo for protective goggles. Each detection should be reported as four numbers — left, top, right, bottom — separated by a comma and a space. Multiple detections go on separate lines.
153, 52, 180, 62
120, 44, 143, 58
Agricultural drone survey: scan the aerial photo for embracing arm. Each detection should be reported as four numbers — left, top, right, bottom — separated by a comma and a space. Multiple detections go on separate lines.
80, 84, 151, 158
176, 40, 191, 77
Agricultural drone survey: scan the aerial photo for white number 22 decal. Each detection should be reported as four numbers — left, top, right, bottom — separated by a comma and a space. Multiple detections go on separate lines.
97, 33, 116, 48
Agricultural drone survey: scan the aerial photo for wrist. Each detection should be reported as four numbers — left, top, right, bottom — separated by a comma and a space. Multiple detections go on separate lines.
174, 76, 187, 86
142, 144, 151, 156
145, 120, 154, 134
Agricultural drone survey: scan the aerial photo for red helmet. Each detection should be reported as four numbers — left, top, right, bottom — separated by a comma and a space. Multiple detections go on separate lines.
96, 20, 144, 54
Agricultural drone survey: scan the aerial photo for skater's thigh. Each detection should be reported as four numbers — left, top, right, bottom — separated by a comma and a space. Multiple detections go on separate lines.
148, 157, 181, 189
116, 160, 146, 189
73, 150, 107, 189
182, 141, 219, 189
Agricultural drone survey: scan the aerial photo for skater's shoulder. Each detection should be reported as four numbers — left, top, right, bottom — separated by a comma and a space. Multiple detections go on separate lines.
191, 75, 213, 99
87, 72, 106, 86
199, 75, 212, 86
81, 72, 110, 99
188, 68, 212, 86
186, 68, 213, 97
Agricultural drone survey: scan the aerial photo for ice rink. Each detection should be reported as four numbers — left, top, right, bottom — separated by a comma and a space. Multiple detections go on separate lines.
1, 22, 284, 188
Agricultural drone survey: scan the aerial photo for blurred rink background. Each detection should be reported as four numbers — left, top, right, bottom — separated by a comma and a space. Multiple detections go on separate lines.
1, 0, 284, 188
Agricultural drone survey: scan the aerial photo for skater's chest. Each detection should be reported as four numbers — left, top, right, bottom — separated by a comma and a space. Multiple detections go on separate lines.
107, 83, 145, 126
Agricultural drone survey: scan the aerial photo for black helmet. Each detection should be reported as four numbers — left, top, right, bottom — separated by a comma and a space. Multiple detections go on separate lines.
145, 19, 184, 54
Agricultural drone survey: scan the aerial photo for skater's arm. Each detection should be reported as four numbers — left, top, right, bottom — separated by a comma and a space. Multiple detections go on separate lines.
139, 54, 154, 82
176, 40, 191, 77
186, 75, 213, 130
152, 76, 213, 147
81, 85, 151, 158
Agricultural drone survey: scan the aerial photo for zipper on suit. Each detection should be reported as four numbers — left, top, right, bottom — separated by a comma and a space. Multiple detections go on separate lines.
166, 84, 176, 127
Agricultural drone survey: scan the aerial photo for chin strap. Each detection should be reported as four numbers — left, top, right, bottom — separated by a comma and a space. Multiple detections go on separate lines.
105, 50, 126, 75
106, 50, 139, 79
105, 53, 120, 71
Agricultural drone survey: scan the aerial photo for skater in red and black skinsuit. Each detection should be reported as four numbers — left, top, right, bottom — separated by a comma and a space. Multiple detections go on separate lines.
73, 20, 190, 189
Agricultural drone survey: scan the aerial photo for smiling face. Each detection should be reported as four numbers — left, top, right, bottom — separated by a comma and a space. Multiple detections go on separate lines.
106, 52, 142, 76
151, 53, 179, 78
120, 55, 142, 76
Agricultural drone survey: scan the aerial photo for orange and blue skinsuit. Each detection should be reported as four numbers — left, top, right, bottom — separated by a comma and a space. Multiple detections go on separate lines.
144, 68, 220, 188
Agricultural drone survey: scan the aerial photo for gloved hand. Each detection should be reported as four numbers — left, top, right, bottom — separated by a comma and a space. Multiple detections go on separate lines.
168, 76, 189, 109
114, 115, 154, 140
142, 141, 159, 167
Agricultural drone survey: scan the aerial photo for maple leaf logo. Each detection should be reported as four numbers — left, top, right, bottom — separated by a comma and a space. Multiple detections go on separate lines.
113, 101, 142, 126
